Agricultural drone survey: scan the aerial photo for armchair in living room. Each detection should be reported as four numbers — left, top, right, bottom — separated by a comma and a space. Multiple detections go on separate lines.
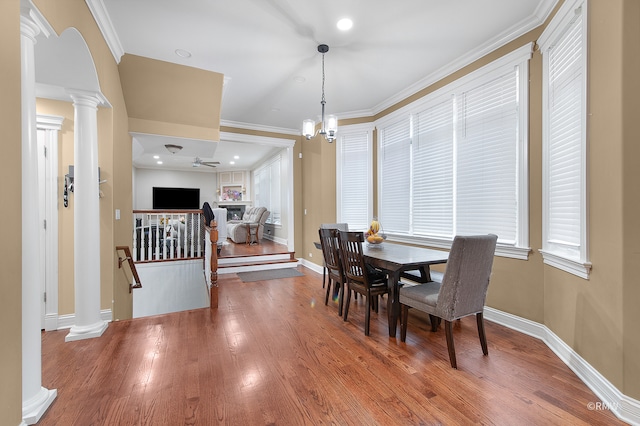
226, 206, 270, 244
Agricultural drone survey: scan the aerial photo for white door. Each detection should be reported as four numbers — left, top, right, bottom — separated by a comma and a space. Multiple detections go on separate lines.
37, 115, 62, 330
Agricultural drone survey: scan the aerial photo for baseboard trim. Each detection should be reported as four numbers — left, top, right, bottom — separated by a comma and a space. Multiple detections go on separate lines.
300, 259, 323, 275
56, 309, 113, 330
484, 307, 640, 425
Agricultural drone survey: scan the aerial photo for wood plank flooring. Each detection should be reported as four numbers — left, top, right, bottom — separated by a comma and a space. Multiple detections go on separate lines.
39, 266, 625, 425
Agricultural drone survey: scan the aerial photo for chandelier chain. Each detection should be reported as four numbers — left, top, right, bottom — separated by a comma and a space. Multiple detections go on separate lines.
321, 52, 326, 104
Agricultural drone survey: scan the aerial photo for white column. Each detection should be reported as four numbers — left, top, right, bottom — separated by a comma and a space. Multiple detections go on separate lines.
20, 8, 57, 425
65, 92, 108, 342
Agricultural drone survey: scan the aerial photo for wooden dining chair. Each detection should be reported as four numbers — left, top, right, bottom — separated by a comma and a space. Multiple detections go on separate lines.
337, 230, 390, 336
318, 228, 347, 316
319, 223, 349, 289
399, 234, 497, 368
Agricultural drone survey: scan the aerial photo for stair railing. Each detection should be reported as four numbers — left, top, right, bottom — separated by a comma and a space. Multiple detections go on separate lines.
116, 246, 142, 292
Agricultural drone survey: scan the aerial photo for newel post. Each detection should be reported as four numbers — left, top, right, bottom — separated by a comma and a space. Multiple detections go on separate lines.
209, 220, 218, 309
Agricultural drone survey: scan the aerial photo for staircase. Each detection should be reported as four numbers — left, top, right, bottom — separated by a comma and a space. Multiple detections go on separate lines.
218, 248, 299, 274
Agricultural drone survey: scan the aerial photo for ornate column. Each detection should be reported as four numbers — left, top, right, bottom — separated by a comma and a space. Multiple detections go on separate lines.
20, 5, 56, 424
65, 91, 108, 342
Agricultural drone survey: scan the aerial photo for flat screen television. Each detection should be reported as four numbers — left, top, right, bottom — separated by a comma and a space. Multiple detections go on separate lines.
152, 187, 200, 210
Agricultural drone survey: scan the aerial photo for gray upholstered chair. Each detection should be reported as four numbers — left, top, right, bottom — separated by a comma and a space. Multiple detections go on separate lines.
226, 207, 270, 244
399, 234, 498, 369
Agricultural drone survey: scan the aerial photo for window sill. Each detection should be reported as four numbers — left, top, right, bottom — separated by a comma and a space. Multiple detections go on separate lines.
539, 249, 592, 279
387, 235, 530, 260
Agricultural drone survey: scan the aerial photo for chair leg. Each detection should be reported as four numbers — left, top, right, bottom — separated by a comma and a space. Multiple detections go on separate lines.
337, 281, 344, 317
343, 286, 352, 321
476, 312, 489, 356
364, 294, 371, 336
444, 320, 457, 369
322, 266, 326, 288
325, 278, 332, 305
400, 304, 409, 342
429, 315, 440, 332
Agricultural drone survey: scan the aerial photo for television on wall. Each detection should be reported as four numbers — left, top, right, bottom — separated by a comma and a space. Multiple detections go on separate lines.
152, 187, 200, 210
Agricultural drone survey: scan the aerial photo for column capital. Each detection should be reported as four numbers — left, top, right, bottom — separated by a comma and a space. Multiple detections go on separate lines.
68, 90, 109, 108
20, 0, 53, 42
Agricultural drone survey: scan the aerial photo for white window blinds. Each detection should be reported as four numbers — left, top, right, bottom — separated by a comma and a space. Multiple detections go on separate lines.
457, 70, 519, 243
337, 128, 372, 231
379, 118, 411, 234
413, 97, 454, 238
376, 44, 531, 256
539, 0, 590, 277
254, 154, 282, 225
547, 13, 583, 254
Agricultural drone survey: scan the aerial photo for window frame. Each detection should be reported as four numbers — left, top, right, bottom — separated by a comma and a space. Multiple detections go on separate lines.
538, 0, 591, 278
375, 43, 533, 259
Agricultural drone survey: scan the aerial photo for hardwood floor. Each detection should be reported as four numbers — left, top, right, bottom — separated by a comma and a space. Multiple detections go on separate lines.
219, 238, 289, 257
39, 266, 625, 425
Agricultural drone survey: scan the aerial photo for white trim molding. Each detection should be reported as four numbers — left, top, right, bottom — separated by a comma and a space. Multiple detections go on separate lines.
484, 307, 640, 425
56, 309, 113, 330
85, 0, 125, 63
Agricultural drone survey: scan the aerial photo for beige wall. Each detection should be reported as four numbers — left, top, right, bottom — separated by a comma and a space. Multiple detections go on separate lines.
621, 0, 640, 400
33, 0, 133, 320
299, 0, 639, 400
0, 0, 23, 423
120, 54, 224, 142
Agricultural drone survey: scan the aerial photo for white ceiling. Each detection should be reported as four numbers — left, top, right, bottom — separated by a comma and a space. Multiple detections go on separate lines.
98, 0, 556, 172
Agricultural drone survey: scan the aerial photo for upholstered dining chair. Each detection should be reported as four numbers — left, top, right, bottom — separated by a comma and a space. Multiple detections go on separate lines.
318, 228, 347, 316
399, 234, 498, 369
337, 230, 390, 336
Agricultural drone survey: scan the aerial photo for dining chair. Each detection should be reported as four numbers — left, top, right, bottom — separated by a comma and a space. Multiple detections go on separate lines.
318, 228, 347, 316
399, 234, 498, 368
337, 230, 390, 336
319, 223, 349, 289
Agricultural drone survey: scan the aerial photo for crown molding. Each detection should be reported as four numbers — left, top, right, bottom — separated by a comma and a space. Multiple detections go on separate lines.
371, 0, 559, 116
85, 0, 124, 63
220, 120, 300, 137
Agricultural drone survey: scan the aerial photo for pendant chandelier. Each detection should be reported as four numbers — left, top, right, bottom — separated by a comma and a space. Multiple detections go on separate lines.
302, 44, 337, 143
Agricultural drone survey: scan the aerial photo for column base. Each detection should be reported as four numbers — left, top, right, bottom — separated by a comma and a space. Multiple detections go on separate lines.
23, 386, 57, 425
65, 320, 108, 342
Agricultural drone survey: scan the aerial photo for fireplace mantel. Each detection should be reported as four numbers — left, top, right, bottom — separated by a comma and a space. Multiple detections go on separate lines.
215, 201, 253, 207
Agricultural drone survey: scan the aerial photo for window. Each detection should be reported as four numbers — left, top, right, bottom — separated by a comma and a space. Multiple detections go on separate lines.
254, 154, 281, 225
337, 124, 374, 231
539, 0, 590, 278
376, 44, 532, 259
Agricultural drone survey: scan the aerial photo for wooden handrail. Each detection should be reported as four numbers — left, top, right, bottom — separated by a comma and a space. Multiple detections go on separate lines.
116, 246, 142, 293
207, 220, 219, 309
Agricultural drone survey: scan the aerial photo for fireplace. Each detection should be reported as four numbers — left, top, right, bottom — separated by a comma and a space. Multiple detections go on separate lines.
219, 204, 245, 221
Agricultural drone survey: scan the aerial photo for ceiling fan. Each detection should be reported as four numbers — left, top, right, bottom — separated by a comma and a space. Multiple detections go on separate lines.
192, 157, 220, 168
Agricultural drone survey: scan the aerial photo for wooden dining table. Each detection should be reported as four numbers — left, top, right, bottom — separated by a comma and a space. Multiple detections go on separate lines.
363, 243, 449, 337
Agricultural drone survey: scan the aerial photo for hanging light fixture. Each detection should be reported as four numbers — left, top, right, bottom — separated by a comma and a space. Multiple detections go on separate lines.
302, 44, 337, 143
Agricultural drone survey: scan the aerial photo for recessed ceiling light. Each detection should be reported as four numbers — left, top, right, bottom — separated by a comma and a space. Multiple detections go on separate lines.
153, 155, 159, 159
337, 18, 353, 31
234, 155, 239, 159
175, 48, 192, 58
157, 161, 163, 165
230, 161, 235, 165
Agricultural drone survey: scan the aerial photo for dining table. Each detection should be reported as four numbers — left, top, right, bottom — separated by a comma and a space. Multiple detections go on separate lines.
363, 243, 449, 337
